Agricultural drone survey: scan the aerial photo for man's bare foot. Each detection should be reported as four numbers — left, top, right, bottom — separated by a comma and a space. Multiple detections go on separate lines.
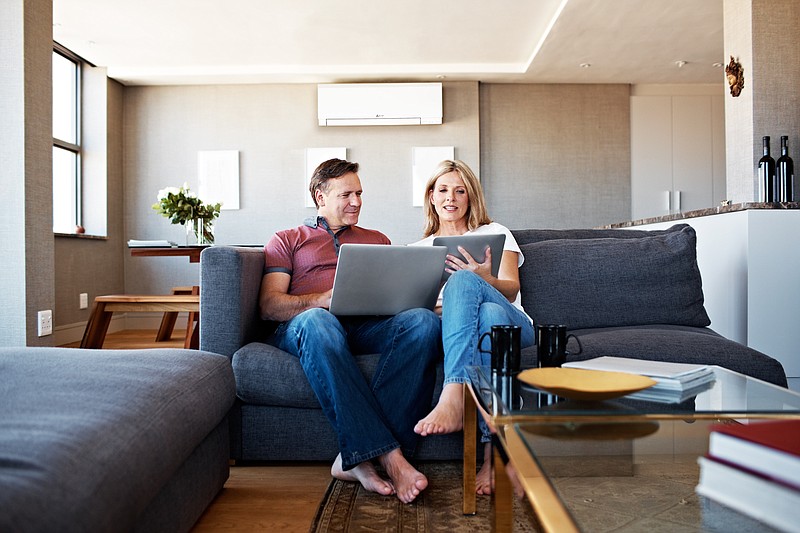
476, 443, 493, 495
331, 454, 394, 497
378, 449, 428, 504
414, 383, 464, 436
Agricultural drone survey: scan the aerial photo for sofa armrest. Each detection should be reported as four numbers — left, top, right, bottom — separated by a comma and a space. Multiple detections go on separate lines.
200, 246, 266, 357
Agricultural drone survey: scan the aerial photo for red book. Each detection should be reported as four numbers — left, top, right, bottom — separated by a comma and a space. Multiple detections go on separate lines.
708, 419, 800, 489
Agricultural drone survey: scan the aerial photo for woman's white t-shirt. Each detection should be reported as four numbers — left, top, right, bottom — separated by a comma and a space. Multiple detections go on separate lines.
411, 222, 531, 322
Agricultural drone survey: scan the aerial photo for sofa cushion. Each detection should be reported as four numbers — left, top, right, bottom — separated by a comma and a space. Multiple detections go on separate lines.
511, 224, 691, 247
232, 342, 448, 409
519, 225, 710, 330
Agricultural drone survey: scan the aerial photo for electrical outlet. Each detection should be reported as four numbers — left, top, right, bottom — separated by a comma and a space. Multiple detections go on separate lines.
37, 310, 53, 337
79, 293, 88, 309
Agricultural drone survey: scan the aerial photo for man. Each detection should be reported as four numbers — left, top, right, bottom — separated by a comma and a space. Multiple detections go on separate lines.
259, 158, 440, 503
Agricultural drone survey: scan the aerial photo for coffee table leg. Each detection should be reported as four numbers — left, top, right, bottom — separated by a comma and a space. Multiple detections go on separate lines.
492, 437, 513, 532
462, 382, 477, 514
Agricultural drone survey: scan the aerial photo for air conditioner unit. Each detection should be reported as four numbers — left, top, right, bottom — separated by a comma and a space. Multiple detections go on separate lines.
317, 83, 442, 126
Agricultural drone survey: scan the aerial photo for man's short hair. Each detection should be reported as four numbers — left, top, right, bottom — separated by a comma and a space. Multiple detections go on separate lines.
309, 158, 359, 208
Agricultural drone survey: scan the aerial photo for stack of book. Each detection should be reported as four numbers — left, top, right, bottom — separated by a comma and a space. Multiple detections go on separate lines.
696, 419, 800, 532
562, 356, 716, 403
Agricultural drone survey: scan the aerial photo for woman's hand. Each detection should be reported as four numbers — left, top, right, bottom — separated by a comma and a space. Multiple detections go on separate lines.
445, 245, 494, 282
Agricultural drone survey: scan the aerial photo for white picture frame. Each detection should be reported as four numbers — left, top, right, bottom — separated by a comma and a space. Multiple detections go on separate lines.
198, 150, 240, 210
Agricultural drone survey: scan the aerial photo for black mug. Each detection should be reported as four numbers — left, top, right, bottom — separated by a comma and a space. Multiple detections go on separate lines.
478, 325, 521, 376
536, 324, 582, 367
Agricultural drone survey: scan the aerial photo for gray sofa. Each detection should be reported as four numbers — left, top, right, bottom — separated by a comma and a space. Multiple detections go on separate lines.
0, 347, 236, 533
199, 223, 787, 463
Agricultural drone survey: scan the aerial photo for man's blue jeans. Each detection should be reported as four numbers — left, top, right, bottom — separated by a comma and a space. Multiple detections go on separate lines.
271, 307, 441, 470
441, 271, 534, 440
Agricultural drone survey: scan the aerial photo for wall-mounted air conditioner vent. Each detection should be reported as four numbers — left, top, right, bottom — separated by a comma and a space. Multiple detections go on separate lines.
317, 83, 442, 126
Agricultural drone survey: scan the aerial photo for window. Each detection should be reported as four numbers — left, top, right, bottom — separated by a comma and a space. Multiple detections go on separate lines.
52, 45, 81, 233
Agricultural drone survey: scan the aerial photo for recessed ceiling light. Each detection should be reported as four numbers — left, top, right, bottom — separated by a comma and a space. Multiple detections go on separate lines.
712, 62, 723, 68
579, 63, 591, 68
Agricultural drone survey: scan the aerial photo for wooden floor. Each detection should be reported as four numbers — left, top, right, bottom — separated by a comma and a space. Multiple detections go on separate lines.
61, 328, 333, 532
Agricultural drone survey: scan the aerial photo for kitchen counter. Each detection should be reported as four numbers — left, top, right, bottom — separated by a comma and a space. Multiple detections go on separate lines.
600, 202, 800, 229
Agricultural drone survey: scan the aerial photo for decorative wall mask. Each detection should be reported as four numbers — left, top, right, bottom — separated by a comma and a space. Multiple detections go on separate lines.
725, 56, 744, 97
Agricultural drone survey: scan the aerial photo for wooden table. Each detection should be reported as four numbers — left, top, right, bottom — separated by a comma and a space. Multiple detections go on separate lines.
129, 245, 209, 263
128, 245, 210, 346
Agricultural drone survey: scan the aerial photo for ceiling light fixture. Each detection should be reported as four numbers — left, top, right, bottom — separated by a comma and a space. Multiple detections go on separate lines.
579, 63, 591, 68
675, 60, 687, 68
712, 62, 723, 68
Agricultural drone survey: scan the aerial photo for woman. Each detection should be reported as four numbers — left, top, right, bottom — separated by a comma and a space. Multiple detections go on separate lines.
412, 160, 534, 494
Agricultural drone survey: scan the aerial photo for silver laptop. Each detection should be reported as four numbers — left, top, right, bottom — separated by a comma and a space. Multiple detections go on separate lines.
432, 233, 506, 280
329, 244, 447, 316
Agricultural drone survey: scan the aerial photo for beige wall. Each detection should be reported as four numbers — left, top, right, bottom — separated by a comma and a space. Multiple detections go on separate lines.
724, 0, 800, 201
119, 81, 632, 297
480, 84, 631, 229
0, 0, 55, 347
121, 82, 481, 295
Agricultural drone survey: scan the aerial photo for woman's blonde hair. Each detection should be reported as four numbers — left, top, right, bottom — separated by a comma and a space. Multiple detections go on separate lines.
422, 160, 491, 237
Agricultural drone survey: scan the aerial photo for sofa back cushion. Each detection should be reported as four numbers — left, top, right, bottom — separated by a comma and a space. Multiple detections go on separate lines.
516, 224, 710, 330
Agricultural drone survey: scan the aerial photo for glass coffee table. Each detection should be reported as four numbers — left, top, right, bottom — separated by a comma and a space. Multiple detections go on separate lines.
463, 365, 800, 532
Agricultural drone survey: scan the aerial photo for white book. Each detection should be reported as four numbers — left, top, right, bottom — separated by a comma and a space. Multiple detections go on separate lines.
696, 456, 800, 532
564, 356, 715, 403
127, 239, 177, 247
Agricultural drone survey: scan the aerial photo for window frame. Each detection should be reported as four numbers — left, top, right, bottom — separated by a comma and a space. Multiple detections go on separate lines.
52, 42, 82, 233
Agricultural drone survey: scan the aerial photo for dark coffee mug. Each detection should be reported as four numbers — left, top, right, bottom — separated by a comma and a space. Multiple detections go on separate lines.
478, 325, 521, 376
536, 324, 582, 367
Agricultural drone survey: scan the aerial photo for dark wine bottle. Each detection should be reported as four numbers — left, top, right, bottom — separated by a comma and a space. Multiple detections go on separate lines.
758, 136, 777, 202
777, 136, 794, 202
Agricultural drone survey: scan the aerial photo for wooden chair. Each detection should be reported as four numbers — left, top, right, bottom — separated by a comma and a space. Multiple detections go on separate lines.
81, 294, 200, 349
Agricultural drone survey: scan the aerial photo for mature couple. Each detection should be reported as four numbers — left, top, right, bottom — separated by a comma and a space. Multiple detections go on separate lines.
259, 158, 534, 503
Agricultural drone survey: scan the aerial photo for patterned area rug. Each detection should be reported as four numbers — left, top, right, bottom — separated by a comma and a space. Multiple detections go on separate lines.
309, 461, 539, 532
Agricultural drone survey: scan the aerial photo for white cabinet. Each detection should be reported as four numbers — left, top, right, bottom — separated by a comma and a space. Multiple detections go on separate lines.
631, 94, 726, 220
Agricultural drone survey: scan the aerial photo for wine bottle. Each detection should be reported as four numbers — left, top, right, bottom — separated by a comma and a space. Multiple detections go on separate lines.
777, 136, 794, 202
758, 136, 777, 202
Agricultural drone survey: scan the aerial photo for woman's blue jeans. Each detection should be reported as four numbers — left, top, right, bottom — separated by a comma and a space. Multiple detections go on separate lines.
441, 271, 534, 441
271, 307, 441, 470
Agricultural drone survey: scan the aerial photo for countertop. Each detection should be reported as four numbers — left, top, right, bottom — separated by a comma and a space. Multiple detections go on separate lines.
600, 202, 800, 229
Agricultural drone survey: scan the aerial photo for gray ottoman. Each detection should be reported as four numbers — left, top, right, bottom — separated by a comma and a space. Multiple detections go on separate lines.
0, 347, 236, 532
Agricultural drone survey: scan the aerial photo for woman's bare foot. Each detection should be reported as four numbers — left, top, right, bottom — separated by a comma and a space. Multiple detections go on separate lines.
474, 444, 525, 498
476, 443, 493, 495
331, 454, 394, 497
414, 383, 464, 436
378, 449, 428, 504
